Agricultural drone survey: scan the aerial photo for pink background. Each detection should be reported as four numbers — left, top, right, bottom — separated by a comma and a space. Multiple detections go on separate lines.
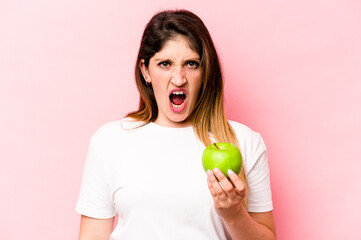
1, 0, 360, 239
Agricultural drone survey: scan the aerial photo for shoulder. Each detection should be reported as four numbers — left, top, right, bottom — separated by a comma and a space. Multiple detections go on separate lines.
227, 120, 267, 172
90, 117, 145, 146
119, 117, 147, 130
228, 120, 261, 140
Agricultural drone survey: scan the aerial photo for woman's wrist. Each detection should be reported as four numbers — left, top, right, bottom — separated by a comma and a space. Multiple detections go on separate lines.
220, 203, 249, 226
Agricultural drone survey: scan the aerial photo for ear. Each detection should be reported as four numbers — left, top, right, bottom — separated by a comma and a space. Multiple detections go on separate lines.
139, 59, 151, 83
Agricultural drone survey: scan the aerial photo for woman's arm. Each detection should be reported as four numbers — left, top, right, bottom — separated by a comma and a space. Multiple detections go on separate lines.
78, 215, 115, 240
207, 168, 276, 240
223, 209, 276, 240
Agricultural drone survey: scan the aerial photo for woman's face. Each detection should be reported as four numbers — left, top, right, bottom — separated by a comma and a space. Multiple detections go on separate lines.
140, 35, 203, 128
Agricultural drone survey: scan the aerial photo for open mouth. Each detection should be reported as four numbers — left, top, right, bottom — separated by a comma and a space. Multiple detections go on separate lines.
169, 90, 187, 111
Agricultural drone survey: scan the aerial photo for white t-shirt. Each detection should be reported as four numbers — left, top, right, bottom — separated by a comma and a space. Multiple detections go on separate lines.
75, 118, 273, 239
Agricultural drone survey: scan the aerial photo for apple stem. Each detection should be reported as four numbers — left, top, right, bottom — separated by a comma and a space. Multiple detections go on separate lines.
213, 143, 220, 149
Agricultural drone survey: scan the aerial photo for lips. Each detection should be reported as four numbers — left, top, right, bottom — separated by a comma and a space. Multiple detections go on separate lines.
169, 89, 187, 112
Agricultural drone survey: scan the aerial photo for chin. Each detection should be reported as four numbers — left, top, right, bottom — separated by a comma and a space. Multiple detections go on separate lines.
168, 112, 191, 124
169, 115, 188, 123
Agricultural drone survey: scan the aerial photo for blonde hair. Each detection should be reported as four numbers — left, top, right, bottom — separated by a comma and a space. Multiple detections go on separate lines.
127, 9, 248, 207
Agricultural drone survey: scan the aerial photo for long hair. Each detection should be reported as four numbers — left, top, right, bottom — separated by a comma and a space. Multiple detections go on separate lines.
127, 9, 248, 207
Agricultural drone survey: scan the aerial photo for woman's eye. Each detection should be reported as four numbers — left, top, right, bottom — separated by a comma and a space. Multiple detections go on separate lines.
187, 61, 199, 68
159, 61, 170, 67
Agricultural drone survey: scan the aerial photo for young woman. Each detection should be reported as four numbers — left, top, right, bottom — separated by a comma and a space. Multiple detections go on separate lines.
76, 9, 276, 240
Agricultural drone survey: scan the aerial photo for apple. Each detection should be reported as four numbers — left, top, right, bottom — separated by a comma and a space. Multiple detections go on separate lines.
202, 142, 242, 179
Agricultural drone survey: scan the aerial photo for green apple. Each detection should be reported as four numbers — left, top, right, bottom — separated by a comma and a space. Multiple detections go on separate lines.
202, 142, 242, 179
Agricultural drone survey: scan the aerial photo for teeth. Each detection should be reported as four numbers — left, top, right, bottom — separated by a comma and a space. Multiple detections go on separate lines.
172, 91, 185, 95
171, 101, 185, 109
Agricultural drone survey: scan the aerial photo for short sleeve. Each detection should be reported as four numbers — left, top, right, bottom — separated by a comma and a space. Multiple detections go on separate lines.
246, 134, 273, 212
75, 137, 116, 219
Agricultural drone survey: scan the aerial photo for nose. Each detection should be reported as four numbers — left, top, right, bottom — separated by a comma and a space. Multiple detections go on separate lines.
171, 66, 186, 86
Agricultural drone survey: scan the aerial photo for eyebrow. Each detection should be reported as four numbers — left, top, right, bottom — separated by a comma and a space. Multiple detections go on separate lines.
153, 57, 200, 62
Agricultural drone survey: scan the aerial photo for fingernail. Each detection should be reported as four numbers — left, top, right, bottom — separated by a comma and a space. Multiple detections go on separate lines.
207, 170, 213, 176
213, 168, 220, 174
228, 169, 235, 176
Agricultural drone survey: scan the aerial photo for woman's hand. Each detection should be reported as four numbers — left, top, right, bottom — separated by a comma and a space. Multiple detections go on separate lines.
207, 168, 247, 223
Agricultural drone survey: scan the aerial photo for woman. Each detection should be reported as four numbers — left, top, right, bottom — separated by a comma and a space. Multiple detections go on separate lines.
76, 9, 276, 239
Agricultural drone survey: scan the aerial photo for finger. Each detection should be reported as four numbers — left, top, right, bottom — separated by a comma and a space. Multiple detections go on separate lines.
206, 172, 221, 204
207, 177, 223, 209
207, 175, 219, 199
228, 169, 246, 197
207, 170, 227, 201
212, 168, 239, 200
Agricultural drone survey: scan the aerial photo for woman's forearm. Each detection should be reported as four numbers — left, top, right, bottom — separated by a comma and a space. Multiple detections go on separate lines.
223, 207, 276, 240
